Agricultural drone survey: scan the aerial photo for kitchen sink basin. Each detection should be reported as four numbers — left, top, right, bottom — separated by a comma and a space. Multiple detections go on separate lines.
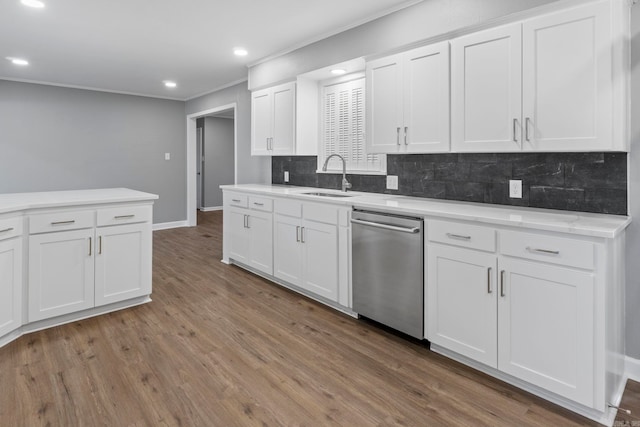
302, 192, 354, 198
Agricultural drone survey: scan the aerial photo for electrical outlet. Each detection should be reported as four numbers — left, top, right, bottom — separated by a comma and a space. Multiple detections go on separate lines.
284, 171, 289, 183
386, 175, 398, 190
509, 180, 522, 198
164, 152, 171, 160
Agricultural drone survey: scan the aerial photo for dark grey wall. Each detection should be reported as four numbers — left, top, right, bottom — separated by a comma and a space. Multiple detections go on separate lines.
203, 117, 234, 208
186, 82, 271, 185
273, 153, 627, 215
0, 80, 186, 223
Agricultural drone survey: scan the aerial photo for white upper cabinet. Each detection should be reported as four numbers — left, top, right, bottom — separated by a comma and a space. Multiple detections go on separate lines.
452, 0, 618, 152
451, 24, 522, 152
367, 41, 450, 154
251, 81, 296, 156
522, 1, 611, 151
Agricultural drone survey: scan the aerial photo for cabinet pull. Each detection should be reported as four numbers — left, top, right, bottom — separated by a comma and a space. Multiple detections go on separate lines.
396, 127, 401, 145
266, 137, 270, 150
296, 226, 300, 242
0, 227, 13, 233
232, 199, 241, 203
500, 270, 506, 297
99, 236, 102, 254
487, 267, 492, 294
301, 227, 305, 243
526, 247, 560, 256
89, 237, 92, 256
525, 117, 532, 142
446, 233, 471, 241
513, 118, 518, 142
253, 202, 264, 206
246, 215, 250, 229
51, 220, 75, 226
404, 127, 408, 145
114, 214, 135, 220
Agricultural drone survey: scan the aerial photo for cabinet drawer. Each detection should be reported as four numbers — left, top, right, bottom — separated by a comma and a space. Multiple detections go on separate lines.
227, 193, 248, 208
249, 196, 273, 212
97, 205, 152, 227
428, 219, 496, 252
499, 230, 594, 270
303, 202, 338, 225
275, 198, 302, 218
0, 216, 23, 241
30, 210, 95, 234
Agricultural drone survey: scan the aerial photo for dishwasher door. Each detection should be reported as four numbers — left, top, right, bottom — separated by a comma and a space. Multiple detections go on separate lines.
351, 210, 424, 339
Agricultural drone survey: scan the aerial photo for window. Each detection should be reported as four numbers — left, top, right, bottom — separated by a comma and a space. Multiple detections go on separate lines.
318, 77, 386, 174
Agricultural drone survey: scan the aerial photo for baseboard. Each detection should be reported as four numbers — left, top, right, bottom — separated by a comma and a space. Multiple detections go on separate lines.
626, 356, 640, 381
199, 206, 222, 212
153, 220, 189, 231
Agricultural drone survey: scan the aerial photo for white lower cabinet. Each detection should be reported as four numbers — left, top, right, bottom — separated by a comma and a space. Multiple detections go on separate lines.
427, 219, 604, 411
29, 228, 95, 321
0, 232, 23, 337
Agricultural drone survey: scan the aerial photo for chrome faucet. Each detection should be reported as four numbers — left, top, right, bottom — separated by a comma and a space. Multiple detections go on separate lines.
322, 154, 352, 192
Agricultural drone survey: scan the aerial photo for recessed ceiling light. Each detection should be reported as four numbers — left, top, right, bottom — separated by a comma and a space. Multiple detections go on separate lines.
233, 48, 248, 57
6, 57, 29, 66
20, 0, 45, 8
163, 81, 177, 88
331, 69, 347, 75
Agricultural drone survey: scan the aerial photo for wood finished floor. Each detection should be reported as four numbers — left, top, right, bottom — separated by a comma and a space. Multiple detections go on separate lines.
1, 210, 637, 426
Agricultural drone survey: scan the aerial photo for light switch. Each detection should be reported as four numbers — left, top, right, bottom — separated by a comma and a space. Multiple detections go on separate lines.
386, 175, 399, 190
284, 171, 289, 183
164, 152, 171, 160
509, 180, 522, 198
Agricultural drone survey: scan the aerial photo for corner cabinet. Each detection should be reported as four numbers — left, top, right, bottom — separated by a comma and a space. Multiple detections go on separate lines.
451, 0, 619, 152
426, 218, 623, 416
251, 81, 296, 156
366, 41, 450, 154
0, 217, 23, 338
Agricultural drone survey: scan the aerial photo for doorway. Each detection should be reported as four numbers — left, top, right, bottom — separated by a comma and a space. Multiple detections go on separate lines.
186, 103, 237, 226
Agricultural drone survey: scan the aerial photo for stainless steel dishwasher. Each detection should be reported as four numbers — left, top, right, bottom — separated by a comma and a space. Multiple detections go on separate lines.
351, 209, 424, 339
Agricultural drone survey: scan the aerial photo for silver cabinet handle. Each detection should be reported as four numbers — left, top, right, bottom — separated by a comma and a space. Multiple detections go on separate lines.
232, 199, 241, 203
253, 202, 264, 206
525, 117, 532, 142
243, 214, 247, 228
266, 137, 270, 150
51, 220, 75, 226
526, 247, 560, 255
446, 233, 471, 241
404, 126, 408, 145
89, 237, 92, 256
269, 137, 274, 150
245, 215, 250, 229
300, 227, 305, 243
99, 236, 102, 254
296, 226, 300, 242
350, 219, 420, 234
396, 127, 401, 145
500, 270, 506, 297
513, 118, 518, 142
0, 227, 14, 233
487, 267, 492, 294
114, 215, 135, 220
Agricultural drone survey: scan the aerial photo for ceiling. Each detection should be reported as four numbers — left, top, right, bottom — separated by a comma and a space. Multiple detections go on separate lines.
0, 0, 421, 101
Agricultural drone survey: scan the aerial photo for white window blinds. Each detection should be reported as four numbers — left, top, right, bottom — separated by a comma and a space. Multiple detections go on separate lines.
320, 78, 385, 174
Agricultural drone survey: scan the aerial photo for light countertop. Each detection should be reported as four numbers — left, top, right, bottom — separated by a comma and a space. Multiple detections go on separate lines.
0, 188, 159, 215
221, 184, 631, 239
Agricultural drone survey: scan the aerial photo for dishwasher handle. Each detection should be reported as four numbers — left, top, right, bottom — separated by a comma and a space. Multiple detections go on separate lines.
350, 218, 421, 234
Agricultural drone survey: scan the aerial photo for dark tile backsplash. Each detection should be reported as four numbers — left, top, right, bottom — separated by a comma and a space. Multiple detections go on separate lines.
272, 152, 627, 215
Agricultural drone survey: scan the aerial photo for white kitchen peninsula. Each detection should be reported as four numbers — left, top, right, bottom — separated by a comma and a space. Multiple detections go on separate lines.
222, 183, 630, 426
0, 188, 157, 349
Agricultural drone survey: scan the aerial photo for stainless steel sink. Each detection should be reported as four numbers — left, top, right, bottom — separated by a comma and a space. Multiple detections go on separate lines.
302, 192, 354, 198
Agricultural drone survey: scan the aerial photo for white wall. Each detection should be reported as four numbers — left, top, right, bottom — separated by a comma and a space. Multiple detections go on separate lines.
185, 82, 271, 185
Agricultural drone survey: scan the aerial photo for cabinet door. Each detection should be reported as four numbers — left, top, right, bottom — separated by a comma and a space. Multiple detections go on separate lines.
427, 244, 498, 368
366, 53, 403, 153
95, 223, 152, 307
271, 82, 296, 155
498, 258, 595, 407
273, 215, 303, 286
251, 89, 272, 155
28, 229, 95, 322
0, 238, 22, 337
522, 1, 611, 151
404, 42, 450, 153
301, 220, 338, 301
247, 211, 273, 276
228, 208, 250, 264
451, 23, 522, 152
